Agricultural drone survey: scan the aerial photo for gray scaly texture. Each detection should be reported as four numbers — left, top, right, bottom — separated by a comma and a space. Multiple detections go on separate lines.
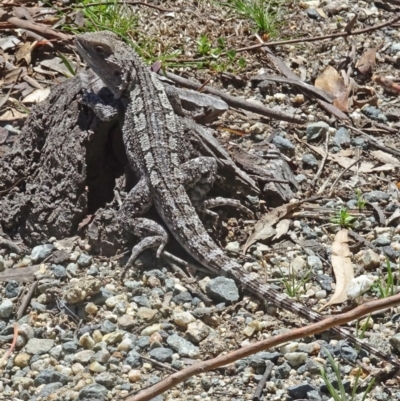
75, 31, 398, 367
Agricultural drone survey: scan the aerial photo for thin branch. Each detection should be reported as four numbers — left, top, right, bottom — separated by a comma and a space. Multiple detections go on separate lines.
235, 15, 400, 53
310, 132, 330, 187
126, 293, 400, 401
0, 323, 18, 367
165, 72, 305, 124
328, 157, 361, 197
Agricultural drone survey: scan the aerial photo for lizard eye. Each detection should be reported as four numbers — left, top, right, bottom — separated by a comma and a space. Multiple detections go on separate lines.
113, 70, 121, 76
95, 46, 104, 53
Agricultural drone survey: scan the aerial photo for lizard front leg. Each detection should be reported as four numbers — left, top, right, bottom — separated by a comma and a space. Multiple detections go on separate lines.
181, 157, 253, 218
119, 177, 168, 277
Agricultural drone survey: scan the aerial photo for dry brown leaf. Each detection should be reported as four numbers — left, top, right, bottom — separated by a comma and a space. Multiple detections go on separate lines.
244, 203, 300, 253
356, 48, 377, 76
373, 75, 400, 94
273, 219, 290, 241
0, 108, 27, 121
318, 229, 354, 312
370, 150, 400, 167
15, 41, 37, 65
315, 66, 347, 98
0, 265, 40, 283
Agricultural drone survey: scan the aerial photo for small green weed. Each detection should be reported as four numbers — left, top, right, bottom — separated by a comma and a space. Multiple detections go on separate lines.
279, 265, 311, 298
196, 34, 246, 72
330, 208, 357, 229
355, 314, 371, 340
355, 189, 366, 211
320, 349, 375, 401
219, 0, 281, 35
372, 258, 397, 299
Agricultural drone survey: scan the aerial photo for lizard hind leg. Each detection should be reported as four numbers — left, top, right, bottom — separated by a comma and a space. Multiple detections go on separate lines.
181, 157, 253, 218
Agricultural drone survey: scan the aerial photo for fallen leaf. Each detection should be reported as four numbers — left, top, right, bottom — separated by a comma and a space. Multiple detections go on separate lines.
318, 229, 353, 311
356, 47, 377, 76
0, 265, 40, 283
15, 41, 37, 65
373, 75, 400, 94
371, 150, 400, 167
244, 203, 300, 253
315, 66, 347, 98
22, 88, 51, 103
273, 219, 290, 240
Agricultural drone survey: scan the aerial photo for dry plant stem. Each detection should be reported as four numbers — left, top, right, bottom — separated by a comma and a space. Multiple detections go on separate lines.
126, 293, 400, 401
328, 157, 361, 197
16, 281, 38, 320
236, 15, 400, 53
345, 124, 400, 158
0, 10, 72, 41
253, 361, 274, 401
63, 1, 173, 12
310, 132, 329, 187
0, 323, 18, 367
164, 72, 305, 124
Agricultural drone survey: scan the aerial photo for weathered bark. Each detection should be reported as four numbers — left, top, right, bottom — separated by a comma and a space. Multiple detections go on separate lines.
0, 72, 122, 246
0, 71, 296, 254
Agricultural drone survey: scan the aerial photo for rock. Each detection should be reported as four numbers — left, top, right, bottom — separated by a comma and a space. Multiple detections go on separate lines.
118, 337, 134, 352
173, 310, 196, 328
118, 314, 136, 330
95, 372, 115, 388
225, 241, 240, 253
284, 352, 308, 366
272, 135, 295, 155
0, 299, 13, 318
132, 295, 151, 308
185, 320, 210, 343
39, 382, 64, 398
77, 253, 93, 267
390, 333, 400, 352
5, 280, 20, 298
364, 190, 390, 203
89, 361, 106, 373
0, 255, 4, 272
79, 333, 95, 349
306, 8, 320, 19
356, 249, 380, 271
205, 276, 239, 303
167, 334, 200, 358
333, 127, 350, 148
295, 174, 307, 184
91, 349, 110, 364
25, 338, 54, 355
105, 293, 127, 308
34, 369, 69, 386
149, 347, 173, 363
288, 383, 316, 399
137, 307, 158, 321
101, 319, 116, 334
85, 302, 98, 315
315, 290, 327, 299
63, 340, 79, 353
74, 350, 95, 364
302, 153, 318, 169
128, 369, 141, 383
362, 106, 387, 123
13, 353, 31, 368
172, 291, 193, 304
306, 121, 329, 142
307, 255, 322, 271
66, 263, 78, 277
103, 331, 123, 345
76, 383, 108, 401
52, 264, 67, 279
347, 275, 377, 299
274, 362, 291, 378
31, 244, 55, 263
126, 350, 142, 368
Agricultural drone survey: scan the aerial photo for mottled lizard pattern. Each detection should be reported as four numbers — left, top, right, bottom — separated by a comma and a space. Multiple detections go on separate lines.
75, 31, 398, 366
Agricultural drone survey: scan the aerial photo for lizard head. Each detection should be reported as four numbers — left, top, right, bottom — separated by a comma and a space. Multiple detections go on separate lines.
75, 31, 133, 98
